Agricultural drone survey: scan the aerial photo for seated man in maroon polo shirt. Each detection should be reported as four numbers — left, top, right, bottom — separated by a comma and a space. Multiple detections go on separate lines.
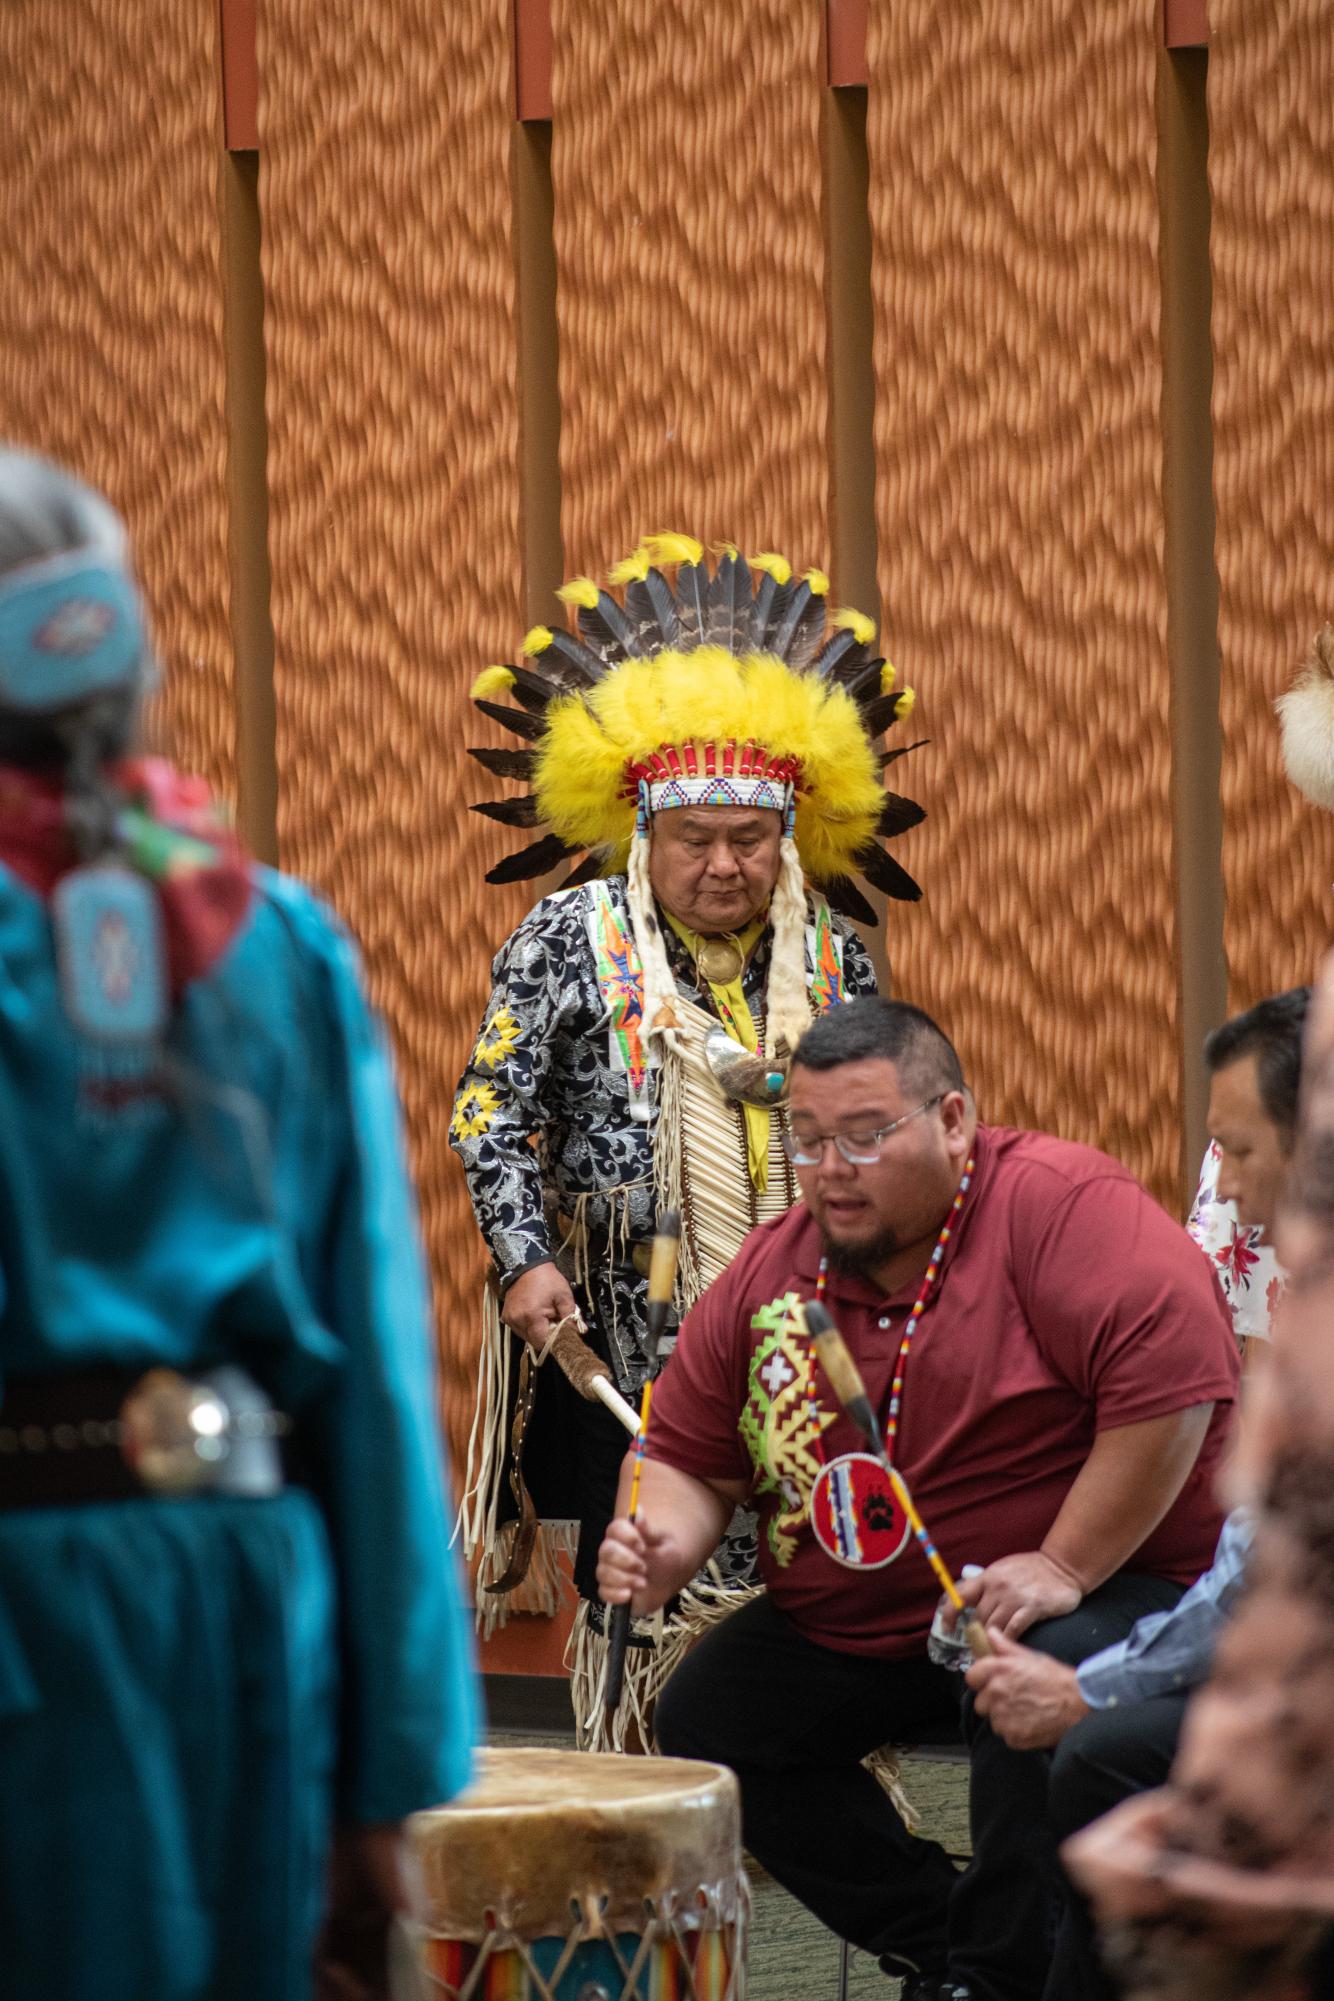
598, 997, 1238, 2001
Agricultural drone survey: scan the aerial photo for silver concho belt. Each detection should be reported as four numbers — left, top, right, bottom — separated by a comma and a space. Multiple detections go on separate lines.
0, 1365, 291, 1501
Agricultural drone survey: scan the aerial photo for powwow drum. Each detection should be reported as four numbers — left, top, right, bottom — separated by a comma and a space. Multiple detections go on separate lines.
408, 1748, 748, 2000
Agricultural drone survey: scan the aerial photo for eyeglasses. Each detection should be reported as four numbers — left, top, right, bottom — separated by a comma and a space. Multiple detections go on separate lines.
782, 1095, 944, 1167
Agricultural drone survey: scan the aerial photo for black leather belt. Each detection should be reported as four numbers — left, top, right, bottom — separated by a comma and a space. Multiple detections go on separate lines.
0, 1364, 293, 1510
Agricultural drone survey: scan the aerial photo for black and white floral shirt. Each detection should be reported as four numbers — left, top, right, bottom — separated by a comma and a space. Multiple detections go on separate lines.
450, 875, 877, 1388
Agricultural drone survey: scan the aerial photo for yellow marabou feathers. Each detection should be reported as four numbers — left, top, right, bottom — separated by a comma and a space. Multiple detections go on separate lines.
470, 664, 516, 700
533, 646, 886, 881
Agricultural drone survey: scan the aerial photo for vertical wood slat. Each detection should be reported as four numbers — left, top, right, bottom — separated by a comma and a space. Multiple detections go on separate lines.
514, 0, 553, 121
220, 0, 260, 149
551, 0, 830, 576
1162, 0, 1209, 49
827, 0, 869, 87
865, 2, 1182, 1208
1208, 1, 1334, 1010
221, 153, 279, 863
0, 0, 236, 799
1156, 49, 1226, 1194
257, 0, 527, 1461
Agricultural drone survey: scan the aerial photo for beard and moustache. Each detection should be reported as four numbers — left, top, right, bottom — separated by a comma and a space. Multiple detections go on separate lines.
821, 1221, 903, 1279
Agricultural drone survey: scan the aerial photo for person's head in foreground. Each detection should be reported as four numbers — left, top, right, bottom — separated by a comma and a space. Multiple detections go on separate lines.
1205, 987, 1311, 1243
0, 445, 150, 776
1064, 1509, 1334, 2001
785, 996, 972, 1282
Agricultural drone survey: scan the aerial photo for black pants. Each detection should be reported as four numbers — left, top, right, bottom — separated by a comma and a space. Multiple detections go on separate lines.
505, 1331, 629, 1601
1044, 1693, 1189, 2000
655, 1574, 1182, 2001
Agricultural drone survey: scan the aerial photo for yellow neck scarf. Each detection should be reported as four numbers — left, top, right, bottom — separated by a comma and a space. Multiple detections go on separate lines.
665, 910, 771, 1191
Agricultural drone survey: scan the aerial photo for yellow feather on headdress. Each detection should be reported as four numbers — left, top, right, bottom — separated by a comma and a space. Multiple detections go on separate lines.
470, 665, 516, 700
641, 532, 704, 567
521, 625, 554, 656
750, 551, 793, 586
831, 607, 877, 647
607, 546, 651, 587
533, 646, 886, 880
556, 577, 601, 610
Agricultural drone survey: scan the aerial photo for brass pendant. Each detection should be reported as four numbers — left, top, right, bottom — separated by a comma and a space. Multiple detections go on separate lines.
697, 935, 745, 985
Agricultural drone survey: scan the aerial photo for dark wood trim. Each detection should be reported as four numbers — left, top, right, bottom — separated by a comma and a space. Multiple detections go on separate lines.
515, 0, 554, 122
219, 0, 259, 150
1163, 0, 1209, 49
483, 1672, 576, 1737
827, 0, 869, 87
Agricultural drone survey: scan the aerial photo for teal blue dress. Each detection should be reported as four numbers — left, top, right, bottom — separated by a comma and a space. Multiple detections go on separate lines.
0, 860, 479, 1999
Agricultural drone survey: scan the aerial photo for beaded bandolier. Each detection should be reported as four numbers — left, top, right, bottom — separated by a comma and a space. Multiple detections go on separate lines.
450, 535, 927, 1746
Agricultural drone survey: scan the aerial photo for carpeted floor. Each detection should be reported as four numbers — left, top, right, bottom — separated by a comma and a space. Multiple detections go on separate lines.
483, 1681, 972, 2001
744, 1753, 971, 1999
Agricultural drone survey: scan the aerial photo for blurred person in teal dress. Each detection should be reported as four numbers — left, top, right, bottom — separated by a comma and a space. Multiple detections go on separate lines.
0, 446, 478, 1999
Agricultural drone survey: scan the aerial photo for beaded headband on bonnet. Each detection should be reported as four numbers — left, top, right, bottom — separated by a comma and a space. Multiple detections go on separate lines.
467, 534, 927, 1050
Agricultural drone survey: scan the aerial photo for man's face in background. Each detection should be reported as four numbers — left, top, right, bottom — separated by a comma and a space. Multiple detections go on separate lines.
1209, 1052, 1293, 1242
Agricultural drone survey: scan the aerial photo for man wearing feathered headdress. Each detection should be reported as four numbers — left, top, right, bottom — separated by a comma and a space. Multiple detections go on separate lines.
449, 534, 924, 1735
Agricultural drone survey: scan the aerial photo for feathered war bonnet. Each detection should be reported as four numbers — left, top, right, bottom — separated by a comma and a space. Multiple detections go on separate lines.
467, 535, 926, 1054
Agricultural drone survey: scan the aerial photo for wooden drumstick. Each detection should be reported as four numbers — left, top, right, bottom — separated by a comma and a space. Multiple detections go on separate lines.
803, 1300, 992, 1660
605, 1209, 681, 1720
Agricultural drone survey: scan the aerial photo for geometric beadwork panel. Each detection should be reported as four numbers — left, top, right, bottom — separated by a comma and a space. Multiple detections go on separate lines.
551, 0, 829, 580
1208, 0, 1334, 1009
258, 0, 526, 1459
0, 0, 235, 797
867, 2, 1182, 1208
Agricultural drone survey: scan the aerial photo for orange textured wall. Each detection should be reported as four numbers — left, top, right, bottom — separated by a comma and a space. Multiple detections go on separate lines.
9, 2, 1334, 1673
551, 0, 829, 574
865, 3, 1181, 1206
0, 0, 235, 793
257, 0, 526, 1456
1208, 1, 1334, 1006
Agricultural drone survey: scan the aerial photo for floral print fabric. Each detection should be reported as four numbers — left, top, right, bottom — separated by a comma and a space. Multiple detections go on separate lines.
1186, 1139, 1284, 1345
450, 874, 876, 1393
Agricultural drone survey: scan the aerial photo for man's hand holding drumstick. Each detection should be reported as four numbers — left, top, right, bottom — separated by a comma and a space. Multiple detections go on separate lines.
501, 1261, 642, 1436
500, 1260, 580, 1348
597, 1460, 746, 1617
602, 1212, 747, 1712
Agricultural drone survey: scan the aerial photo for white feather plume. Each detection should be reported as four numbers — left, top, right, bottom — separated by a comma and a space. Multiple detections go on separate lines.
1277, 624, 1334, 811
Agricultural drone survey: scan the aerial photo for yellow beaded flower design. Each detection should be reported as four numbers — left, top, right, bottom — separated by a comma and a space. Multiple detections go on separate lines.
451, 1081, 500, 1140
474, 1004, 521, 1071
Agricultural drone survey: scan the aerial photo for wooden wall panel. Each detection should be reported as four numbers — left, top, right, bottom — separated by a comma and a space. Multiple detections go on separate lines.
0, 0, 234, 794
1208, 2, 1334, 1007
866, 3, 1182, 1206
258, 2, 526, 1451
551, 0, 829, 573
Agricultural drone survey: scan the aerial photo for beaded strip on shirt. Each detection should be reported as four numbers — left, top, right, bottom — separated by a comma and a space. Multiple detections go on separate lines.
810, 1157, 975, 1466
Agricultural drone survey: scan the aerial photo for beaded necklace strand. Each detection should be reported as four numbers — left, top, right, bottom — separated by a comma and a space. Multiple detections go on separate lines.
812, 1155, 975, 1466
